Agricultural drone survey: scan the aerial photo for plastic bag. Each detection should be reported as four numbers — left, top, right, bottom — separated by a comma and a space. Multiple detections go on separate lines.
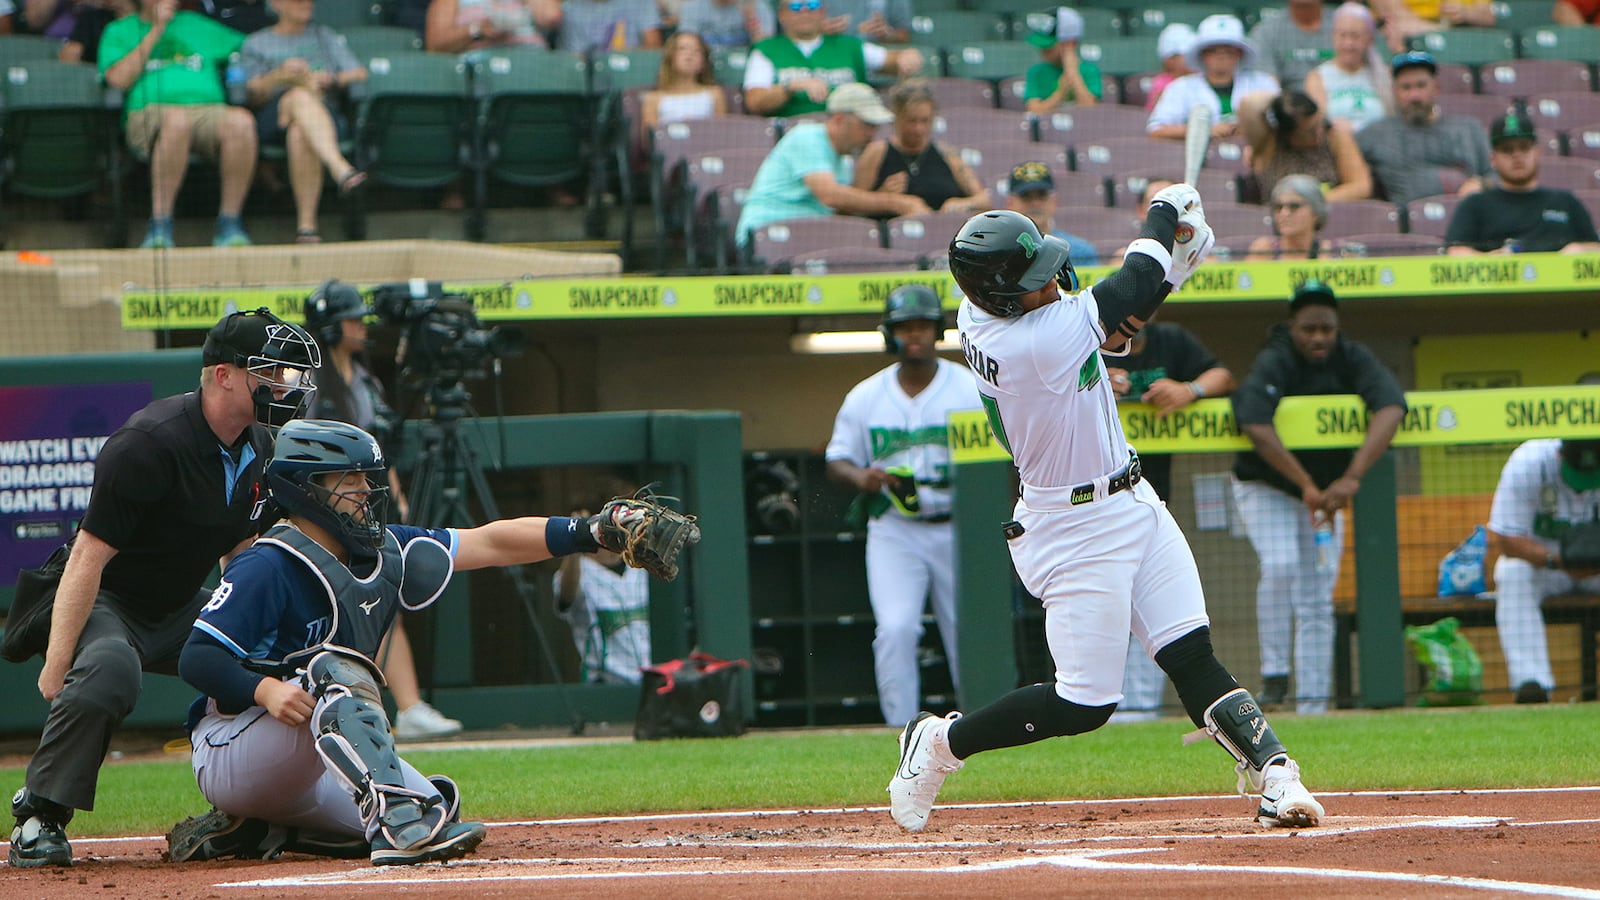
1437, 524, 1489, 598
1404, 617, 1484, 707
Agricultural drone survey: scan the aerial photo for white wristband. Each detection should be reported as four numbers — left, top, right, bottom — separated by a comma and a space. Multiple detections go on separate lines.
1125, 238, 1172, 277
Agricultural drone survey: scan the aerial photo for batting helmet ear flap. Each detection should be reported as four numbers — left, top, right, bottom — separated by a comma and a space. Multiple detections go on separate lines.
879, 321, 899, 354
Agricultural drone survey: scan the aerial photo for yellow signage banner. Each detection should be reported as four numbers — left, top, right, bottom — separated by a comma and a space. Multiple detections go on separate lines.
951, 385, 1600, 464
118, 252, 1599, 330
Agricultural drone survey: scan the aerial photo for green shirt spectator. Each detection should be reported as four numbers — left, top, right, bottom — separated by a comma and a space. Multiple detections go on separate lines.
99, 9, 244, 114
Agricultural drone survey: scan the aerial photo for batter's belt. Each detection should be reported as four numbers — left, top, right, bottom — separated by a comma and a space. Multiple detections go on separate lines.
1021, 453, 1144, 510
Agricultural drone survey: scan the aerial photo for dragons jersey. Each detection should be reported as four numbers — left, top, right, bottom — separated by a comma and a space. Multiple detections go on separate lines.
1490, 439, 1600, 546
825, 357, 980, 518
957, 288, 1132, 489
193, 523, 455, 669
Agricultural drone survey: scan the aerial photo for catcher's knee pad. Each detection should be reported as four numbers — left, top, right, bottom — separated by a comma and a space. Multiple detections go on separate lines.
1202, 688, 1288, 792
305, 651, 383, 705
1155, 626, 1239, 727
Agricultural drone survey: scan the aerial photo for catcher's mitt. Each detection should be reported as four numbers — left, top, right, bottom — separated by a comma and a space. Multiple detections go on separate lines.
592, 484, 702, 581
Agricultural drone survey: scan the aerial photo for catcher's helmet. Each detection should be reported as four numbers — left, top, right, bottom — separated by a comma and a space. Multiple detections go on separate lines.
304, 279, 372, 349
267, 419, 390, 561
879, 284, 945, 354
202, 308, 321, 429
948, 209, 1078, 319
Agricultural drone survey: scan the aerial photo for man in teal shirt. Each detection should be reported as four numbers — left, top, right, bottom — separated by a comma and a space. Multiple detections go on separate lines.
1023, 6, 1102, 116
100, 0, 258, 248
742, 0, 921, 118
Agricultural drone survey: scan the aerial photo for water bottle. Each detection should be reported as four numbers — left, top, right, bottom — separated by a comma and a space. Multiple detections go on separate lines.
1312, 513, 1336, 575
224, 53, 248, 106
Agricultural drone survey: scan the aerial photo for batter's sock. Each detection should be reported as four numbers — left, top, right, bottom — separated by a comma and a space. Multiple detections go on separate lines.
947, 683, 1114, 759
1155, 626, 1242, 728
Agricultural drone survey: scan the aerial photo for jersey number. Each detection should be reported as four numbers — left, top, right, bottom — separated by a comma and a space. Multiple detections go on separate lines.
979, 392, 1013, 456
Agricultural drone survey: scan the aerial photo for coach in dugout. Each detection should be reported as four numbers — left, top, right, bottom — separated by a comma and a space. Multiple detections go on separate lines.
3, 310, 319, 869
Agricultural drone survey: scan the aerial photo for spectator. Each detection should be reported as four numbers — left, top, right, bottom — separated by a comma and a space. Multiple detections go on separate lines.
555, 0, 662, 53
555, 488, 652, 685
641, 30, 725, 129
58, 0, 132, 63
1103, 319, 1235, 721
1249, 0, 1333, 94
1109, 176, 1173, 257
1552, 0, 1600, 24
1445, 112, 1600, 255
735, 82, 928, 244
1230, 280, 1406, 714
239, 0, 367, 244
1247, 174, 1337, 260
741, 0, 921, 118
1239, 89, 1372, 202
391, 0, 428, 35
1303, 2, 1392, 134
1145, 23, 1195, 112
195, 0, 273, 33
1022, 6, 1100, 115
1368, 0, 1494, 54
1486, 428, 1600, 705
1147, 14, 1278, 140
676, 0, 771, 48
825, 284, 978, 727
821, 0, 910, 44
1004, 160, 1098, 266
300, 281, 462, 741
1355, 50, 1491, 206
25, 0, 78, 37
100, 0, 259, 249
424, 0, 560, 52
852, 79, 990, 214
3, 309, 318, 869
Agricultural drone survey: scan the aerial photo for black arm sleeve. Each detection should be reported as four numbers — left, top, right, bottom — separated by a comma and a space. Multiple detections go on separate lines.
178, 630, 266, 715
1092, 201, 1180, 341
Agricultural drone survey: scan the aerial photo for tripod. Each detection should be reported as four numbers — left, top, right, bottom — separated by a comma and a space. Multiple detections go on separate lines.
404, 379, 585, 735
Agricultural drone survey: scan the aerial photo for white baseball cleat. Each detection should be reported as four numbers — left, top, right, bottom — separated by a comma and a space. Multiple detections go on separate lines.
886, 711, 964, 831
1256, 758, 1324, 827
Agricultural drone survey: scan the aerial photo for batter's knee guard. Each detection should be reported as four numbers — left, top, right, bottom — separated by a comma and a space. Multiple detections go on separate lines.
1201, 688, 1289, 795
307, 652, 446, 851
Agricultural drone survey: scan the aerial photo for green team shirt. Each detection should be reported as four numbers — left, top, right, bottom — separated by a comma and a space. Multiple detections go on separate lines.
753, 33, 869, 118
1022, 59, 1104, 104
99, 11, 246, 114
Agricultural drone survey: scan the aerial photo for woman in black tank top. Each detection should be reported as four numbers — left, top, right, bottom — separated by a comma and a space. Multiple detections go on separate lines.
852, 79, 992, 214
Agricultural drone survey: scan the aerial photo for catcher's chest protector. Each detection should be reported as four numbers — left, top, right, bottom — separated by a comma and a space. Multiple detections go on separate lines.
263, 525, 408, 667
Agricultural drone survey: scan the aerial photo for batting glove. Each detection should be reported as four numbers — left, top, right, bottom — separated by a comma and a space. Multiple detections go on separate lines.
1165, 206, 1215, 291
1150, 183, 1202, 216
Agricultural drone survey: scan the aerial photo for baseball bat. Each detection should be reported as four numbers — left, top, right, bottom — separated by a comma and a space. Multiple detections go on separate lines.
1183, 104, 1212, 188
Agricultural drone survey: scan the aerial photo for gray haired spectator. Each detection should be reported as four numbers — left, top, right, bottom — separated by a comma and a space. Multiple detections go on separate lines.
1302, 2, 1392, 134
1247, 174, 1335, 260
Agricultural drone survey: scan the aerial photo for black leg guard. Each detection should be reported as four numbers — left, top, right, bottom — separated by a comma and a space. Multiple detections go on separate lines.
1154, 626, 1242, 728
946, 683, 1115, 759
1156, 628, 1289, 794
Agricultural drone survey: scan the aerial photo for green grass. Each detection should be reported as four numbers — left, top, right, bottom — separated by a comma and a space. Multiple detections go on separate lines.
10, 703, 1597, 838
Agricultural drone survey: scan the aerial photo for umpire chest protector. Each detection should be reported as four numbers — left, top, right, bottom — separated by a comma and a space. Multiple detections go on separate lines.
261, 524, 453, 670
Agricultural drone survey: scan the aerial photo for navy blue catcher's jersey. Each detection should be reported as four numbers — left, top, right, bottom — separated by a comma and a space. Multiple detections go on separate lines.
193, 524, 455, 665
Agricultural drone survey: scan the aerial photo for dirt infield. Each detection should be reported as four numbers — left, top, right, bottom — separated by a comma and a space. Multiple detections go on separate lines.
4, 787, 1599, 898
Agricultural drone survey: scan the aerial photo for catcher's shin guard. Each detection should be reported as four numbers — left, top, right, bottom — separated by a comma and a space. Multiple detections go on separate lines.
1201, 688, 1288, 795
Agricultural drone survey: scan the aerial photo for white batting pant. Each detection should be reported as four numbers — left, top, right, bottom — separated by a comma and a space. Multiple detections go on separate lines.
1231, 479, 1341, 715
191, 704, 437, 838
1492, 558, 1600, 691
1008, 479, 1209, 708
1117, 640, 1167, 719
866, 516, 960, 728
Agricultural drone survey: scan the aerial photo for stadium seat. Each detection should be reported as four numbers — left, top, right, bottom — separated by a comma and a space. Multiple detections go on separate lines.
1046, 206, 1142, 242
593, 48, 665, 92
1204, 137, 1249, 174
1322, 199, 1404, 239
1120, 70, 1159, 109
1528, 95, 1600, 156
710, 46, 750, 86
305, 2, 384, 29
1436, 93, 1516, 127
1108, 168, 1236, 207
1009, 7, 1124, 42
907, 11, 1009, 48
1477, 59, 1592, 100
1519, 26, 1600, 64
884, 210, 976, 256
1034, 104, 1150, 144
1069, 136, 1183, 180
0, 34, 69, 68
338, 25, 424, 64
1198, 201, 1274, 241
1335, 232, 1444, 257
789, 245, 923, 274
747, 215, 884, 273
1493, 0, 1559, 33
0, 61, 121, 246
649, 117, 777, 265
1122, 4, 1241, 38
919, 77, 999, 112
956, 137, 1066, 194
1533, 156, 1600, 192
1404, 194, 1466, 238
1076, 36, 1161, 80
1567, 121, 1600, 163
931, 107, 1036, 148
1409, 28, 1517, 68
943, 42, 1039, 83
679, 147, 769, 271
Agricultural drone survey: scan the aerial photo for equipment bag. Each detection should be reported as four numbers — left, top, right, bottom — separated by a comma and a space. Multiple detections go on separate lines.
2, 543, 70, 664
1404, 616, 1484, 707
634, 651, 749, 740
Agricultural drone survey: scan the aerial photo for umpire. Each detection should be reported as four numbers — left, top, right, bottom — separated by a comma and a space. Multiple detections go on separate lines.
4, 309, 319, 868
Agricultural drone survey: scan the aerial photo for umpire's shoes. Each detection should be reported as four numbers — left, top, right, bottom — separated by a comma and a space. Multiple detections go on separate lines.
9, 815, 72, 867
1257, 758, 1324, 828
370, 820, 486, 866
165, 808, 273, 862
886, 710, 964, 832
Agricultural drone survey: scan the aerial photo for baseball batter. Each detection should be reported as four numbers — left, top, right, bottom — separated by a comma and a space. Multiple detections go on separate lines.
826, 285, 981, 728
886, 192, 1324, 832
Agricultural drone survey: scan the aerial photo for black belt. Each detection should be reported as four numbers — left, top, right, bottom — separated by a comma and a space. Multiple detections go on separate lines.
918, 513, 952, 524
1068, 454, 1143, 506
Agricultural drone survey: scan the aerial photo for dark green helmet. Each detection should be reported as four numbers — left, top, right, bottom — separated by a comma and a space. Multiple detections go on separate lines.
879, 284, 945, 353
948, 209, 1077, 318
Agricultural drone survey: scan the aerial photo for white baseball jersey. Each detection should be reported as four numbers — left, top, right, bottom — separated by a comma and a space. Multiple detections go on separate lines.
1489, 439, 1600, 546
555, 556, 652, 685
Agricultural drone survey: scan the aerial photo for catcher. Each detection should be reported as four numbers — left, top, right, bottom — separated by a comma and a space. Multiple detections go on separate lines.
166, 419, 698, 865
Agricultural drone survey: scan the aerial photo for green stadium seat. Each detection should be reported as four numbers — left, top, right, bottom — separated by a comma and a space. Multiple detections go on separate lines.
1491, 0, 1557, 35
0, 61, 122, 246
593, 48, 665, 92
0, 34, 66, 69
338, 25, 424, 65
1519, 25, 1600, 63
1122, 4, 1241, 38
1409, 28, 1518, 68
907, 11, 1009, 47
1077, 36, 1161, 80
1010, 8, 1125, 42
943, 41, 1037, 82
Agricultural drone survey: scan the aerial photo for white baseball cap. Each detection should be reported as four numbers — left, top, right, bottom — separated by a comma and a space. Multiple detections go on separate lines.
1158, 22, 1197, 60
1027, 7, 1084, 47
825, 82, 893, 125
1185, 14, 1257, 70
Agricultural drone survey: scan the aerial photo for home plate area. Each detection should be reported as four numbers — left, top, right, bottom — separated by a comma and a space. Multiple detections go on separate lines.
7, 789, 1600, 898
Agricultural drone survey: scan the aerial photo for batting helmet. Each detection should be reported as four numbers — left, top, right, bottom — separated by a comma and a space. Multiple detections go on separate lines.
304, 280, 372, 349
948, 210, 1078, 319
879, 284, 945, 354
202, 308, 321, 429
267, 419, 390, 561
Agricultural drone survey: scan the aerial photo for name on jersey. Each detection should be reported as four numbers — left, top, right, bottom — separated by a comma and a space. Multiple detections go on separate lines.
960, 332, 1000, 387
871, 425, 950, 459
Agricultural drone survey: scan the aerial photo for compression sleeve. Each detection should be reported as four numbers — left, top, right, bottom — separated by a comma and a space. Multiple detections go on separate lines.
1091, 201, 1180, 340
178, 630, 266, 715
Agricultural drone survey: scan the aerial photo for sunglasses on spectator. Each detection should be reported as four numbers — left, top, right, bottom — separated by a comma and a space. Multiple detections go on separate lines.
1272, 201, 1307, 212
787, 0, 823, 10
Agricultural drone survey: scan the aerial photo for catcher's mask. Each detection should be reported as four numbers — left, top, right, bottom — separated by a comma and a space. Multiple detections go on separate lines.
879, 284, 945, 354
304, 279, 372, 350
268, 419, 390, 561
203, 308, 322, 429
948, 209, 1078, 318
1560, 438, 1600, 493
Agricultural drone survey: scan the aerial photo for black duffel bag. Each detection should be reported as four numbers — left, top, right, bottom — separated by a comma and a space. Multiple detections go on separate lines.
634, 651, 749, 740
2, 542, 71, 664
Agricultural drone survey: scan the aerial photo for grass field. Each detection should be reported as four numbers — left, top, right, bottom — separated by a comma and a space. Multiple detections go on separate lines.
6, 703, 1597, 838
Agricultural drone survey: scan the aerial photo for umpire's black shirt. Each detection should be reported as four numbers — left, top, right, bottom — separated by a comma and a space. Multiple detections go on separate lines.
79, 391, 273, 624
1231, 323, 1407, 499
